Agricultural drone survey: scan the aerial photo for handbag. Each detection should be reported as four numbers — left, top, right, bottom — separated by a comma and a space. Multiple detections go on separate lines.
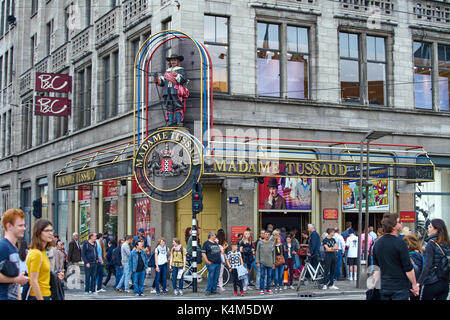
0, 259, 19, 278
275, 254, 285, 267
236, 264, 248, 280
366, 288, 380, 300
293, 254, 301, 270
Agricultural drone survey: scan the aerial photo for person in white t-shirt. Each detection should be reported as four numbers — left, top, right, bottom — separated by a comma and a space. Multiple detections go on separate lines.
333, 228, 346, 281
345, 231, 358, 281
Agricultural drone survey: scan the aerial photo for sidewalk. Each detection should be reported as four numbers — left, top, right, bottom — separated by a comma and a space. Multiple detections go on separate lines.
65, 272, 366, 300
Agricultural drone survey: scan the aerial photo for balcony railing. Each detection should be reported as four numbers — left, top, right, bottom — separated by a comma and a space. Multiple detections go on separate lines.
52, 43, 69, 72
95, 7, 120, 46
123, 0, 152, 29
71, 26, 93, 61
19, 69, 33, 96
337, 0, 394, 14
413, 0, 450, 24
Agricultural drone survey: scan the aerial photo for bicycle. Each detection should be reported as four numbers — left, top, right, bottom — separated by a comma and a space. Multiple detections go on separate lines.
296, 255, 324, 291
182, 261, 230, 289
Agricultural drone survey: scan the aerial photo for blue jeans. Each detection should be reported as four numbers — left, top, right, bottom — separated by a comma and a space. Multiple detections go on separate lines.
84, 263, 97, 293
116, 263, 130, 291
115, 266, 123, 289
380, 289, 410, 300
28, 296, 51, 300
171, 266, 184, 291
252, 260, 260, 288
274, 265, 284, 288
96, 263, 104, 290
206, 263, 220, 293
259, 265, 273, 291
155, 263, 168, 293
132, 270, 146, 295
334, 251, 343, 280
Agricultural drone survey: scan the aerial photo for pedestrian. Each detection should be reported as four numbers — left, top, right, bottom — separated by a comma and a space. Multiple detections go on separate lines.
169, 238, 186, 296
17, 238, 29, 274
0, 209, 29, 300
333, 228, 346, 281
239, 230, 253, 291
361, 228, 373, 260
54, 240, 66, 272
417, 218, 450, 300
403, 234, 424, 300
253, 229, 265, 290
154, 237, 169, 296
67, 232, 82, 273
321, 228, 339, 290
202, 231, 222, 296
112, 239, 124, 291
129, 238, 148, 296
256, 230, 275, 295
103, 231, 111, 248
184, 227, 192, 246
273, 235, 285, 292
81, 233, 99, 295
369, 226, 378, 242
95, 233, 106, 292
345, 230, 358, 281
47, 236, 58, 272
26, 219, 64, 300
115, 235, 133, 293
103, 239, 117, 287
226, 242, 245, 296
372, 213, 420, 300
307, 224, 321, 270
217, 229, 228, 292
282, 234, 298, 290
133, 228, 148, 249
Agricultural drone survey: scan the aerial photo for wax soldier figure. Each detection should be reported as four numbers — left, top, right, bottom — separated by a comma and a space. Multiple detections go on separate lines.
264, 178, 287, 210
154, 54, 189, 126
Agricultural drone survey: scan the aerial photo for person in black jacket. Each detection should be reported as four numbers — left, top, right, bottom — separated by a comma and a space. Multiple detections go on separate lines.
81, 233, 98, 294
103, 240, 117, 287
418, 218, 450, 300
112, 239, 124, 292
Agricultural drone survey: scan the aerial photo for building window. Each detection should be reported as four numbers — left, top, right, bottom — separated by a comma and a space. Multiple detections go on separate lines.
101, 51, 119, 120
1, 1, 5, 36
22, 98, 33, 150
257, 22, 280, 97
340, 32, 360, 103
414, 41, 433, 110
31, 0, 38, 16
367, 36, 386, 105
340, 32, 387, 106
0, 56, 2, 89
1, 113, 5, 158
76, 65, 92, 130
287, 26, 309, 99
7, 109, 11, 155
30, 34, 36, 67
8, 46, 13, 84
85, 0, 91, 27
46, 19, 54, 56
37, 177, 48, 220
4, 50, 8, 88
438, 44, 450, 111
204, 15, 229, 93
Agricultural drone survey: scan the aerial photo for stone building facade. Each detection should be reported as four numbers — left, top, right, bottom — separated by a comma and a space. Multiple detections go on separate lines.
0, 0, 449, 245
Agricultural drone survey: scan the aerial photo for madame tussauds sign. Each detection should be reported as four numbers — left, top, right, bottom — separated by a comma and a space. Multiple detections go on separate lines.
134, 128, 202, 203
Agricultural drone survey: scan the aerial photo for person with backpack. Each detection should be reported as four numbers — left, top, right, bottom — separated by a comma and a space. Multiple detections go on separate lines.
402, 234, 424, 300
169, 238, 186, 296
103, 240, 117, 288
154, 237, 169, 296
418, 218, 450, 300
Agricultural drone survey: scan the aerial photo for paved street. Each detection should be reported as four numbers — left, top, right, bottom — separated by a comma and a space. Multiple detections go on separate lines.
65, 272, 366, 300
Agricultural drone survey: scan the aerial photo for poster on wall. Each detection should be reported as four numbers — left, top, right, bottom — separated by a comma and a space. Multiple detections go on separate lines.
134, 197, 151, 238
342, 179, 389, 212
104, 200, 118, 241
230, 226, 250, 244
79, 205, 91, 243
258, 177, 312, 210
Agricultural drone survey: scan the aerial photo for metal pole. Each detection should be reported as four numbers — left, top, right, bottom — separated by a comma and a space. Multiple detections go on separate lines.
356, 140, 364, 288
192, 211, 198, 293
364, 141, 370, 266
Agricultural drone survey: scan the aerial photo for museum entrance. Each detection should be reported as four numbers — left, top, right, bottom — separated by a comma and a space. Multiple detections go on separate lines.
343, 212, 385, 234
260, 211, 311, 241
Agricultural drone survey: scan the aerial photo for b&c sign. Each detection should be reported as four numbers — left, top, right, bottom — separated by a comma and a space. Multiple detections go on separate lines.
35, 96, 72, 116
35, 73, 72, 93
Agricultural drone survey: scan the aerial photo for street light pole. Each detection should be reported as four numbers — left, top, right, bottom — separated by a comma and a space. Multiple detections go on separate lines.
356, 139, 364, 289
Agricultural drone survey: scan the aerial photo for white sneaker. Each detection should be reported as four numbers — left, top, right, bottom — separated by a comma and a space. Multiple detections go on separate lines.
349, 276, 353, 281
283, 285, 287, 290
279, 287, 283, 292
329, 285, 339, 290
179, 290, 183, 296
151, 289, 156, 294
247, 286, 253, 291
243, 286, 248, 291
96, 289, 106, 293
322, 285, 327, 290
289, 285, 295, 290
174, 289, 178, 296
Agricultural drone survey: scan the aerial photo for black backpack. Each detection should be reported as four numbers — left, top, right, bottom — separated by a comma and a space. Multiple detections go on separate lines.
433, 241, 450, 281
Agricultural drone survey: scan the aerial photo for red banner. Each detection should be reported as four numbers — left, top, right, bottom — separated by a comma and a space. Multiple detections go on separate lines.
35, 73, 72, 93
230, 226, 249, 244
103, 181, 119, 198
35, 96, 72, 116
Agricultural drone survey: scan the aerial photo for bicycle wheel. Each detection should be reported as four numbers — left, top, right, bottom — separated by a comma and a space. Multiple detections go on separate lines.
182, 268, 193, 289
222, 266, 230, 286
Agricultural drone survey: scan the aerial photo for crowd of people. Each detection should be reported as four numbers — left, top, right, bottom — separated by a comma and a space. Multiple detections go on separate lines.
0, 208, 449, 300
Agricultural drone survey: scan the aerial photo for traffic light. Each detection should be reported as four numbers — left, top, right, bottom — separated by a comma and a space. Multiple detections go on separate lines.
33, 198, 42, 219
192, 182, 203, 213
